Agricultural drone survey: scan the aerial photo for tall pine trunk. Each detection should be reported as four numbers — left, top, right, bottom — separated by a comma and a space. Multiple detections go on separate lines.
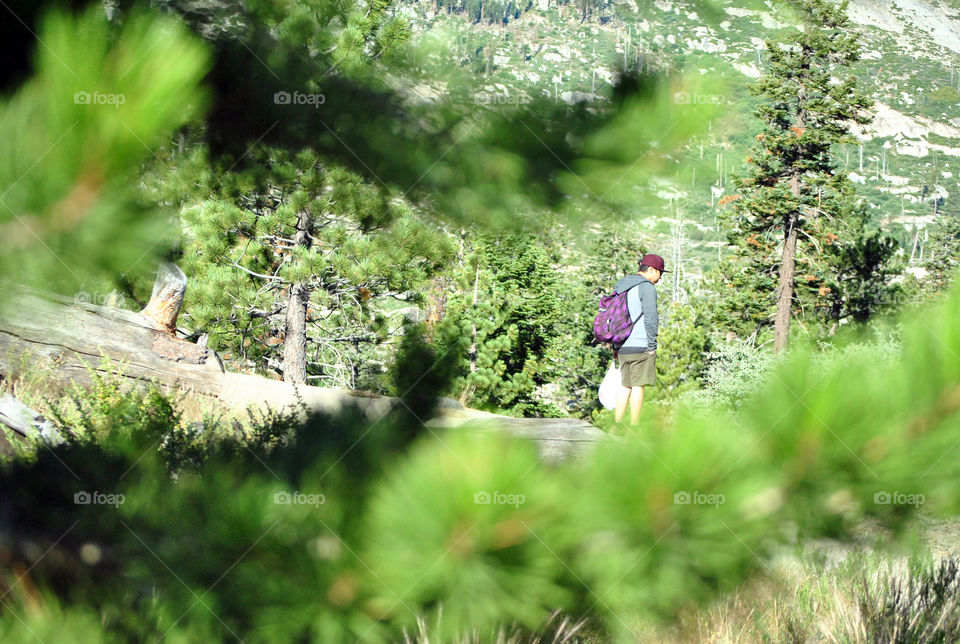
774, 212, 799, 354
283, 284, 309, 383
283, 210, 313, 383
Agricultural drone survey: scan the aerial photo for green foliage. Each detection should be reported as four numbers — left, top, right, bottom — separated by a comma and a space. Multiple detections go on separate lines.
0, 596, 109, 643
701, 255, 777, 342
926, 86, 960, 112
687, 340, 780, 409
50, 361, 182, 444
485, 234, 562, 371
822, 210, 904, 324
650, 302, 708, 401
8, 0, 960, 639
428, 220, 707, 416
389, 321, 461, 427
363, 434, 567, 637
689, 330, 902, 410
0, 6, 209, 291
120, 0, 729, 231
32, 361, 291, 474
922, 198, 960, 296
1, 369, 434, 641
432, 231, 565, 416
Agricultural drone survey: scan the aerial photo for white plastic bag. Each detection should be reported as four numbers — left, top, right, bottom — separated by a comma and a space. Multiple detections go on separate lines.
598, 360, 621, 410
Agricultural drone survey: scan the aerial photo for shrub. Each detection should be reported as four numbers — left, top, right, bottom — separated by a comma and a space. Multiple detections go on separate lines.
685, 340, 779, 409
849, 558, 960, 644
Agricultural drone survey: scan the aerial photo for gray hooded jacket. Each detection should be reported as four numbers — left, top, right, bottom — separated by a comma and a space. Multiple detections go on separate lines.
613, 274, 658, 353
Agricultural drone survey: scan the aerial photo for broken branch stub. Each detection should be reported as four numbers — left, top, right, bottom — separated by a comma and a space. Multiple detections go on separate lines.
141, 262, 187, 334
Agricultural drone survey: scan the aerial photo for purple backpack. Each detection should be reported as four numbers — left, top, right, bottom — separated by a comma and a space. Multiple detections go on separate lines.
593, 286, 640, 347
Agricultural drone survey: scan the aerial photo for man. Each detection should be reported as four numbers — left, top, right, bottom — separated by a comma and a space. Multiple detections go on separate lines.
612, 253, 667, 431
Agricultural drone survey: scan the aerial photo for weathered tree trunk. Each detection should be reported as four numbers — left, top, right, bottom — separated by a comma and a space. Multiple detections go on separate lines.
283, 283, 309, 384
774, 214, 799, 354
141, 262, 187, 333
282, 209, 313, 384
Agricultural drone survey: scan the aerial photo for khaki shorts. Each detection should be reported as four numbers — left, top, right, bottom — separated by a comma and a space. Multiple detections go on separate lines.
618, 352, 656, 387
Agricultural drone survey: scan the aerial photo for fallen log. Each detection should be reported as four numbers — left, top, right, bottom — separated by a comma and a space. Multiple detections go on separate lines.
0, 284, 225, 398
427, 415, 611, 464
0, 394, 64, 445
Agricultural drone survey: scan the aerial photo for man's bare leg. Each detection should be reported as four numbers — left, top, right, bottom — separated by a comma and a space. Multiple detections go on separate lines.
613, 386, 631, 433
628, 386, 645, 427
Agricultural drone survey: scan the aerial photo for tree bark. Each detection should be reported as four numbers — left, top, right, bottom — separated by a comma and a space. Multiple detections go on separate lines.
283, 283, 309, 384
774, 213, 799, 354
141, 262, 187, 334
282, 209, 313, 384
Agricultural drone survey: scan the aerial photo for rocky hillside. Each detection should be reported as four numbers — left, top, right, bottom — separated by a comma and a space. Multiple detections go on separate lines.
391, 0, 960, 281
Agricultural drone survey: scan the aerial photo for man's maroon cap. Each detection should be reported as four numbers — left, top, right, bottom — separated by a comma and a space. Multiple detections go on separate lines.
639, 253, 670, 273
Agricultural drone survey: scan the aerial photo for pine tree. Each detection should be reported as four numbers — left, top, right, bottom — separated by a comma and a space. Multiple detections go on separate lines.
704, 223, 780, 343
820, 203, 903, 326
722, 0, 875, 352
175, 146, 451, 383
431, 230, 564, 415
921, 196, 960, 294
652, 301, 708, 399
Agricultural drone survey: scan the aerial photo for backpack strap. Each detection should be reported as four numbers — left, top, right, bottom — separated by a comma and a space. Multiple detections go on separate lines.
620, 284, 644, 324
